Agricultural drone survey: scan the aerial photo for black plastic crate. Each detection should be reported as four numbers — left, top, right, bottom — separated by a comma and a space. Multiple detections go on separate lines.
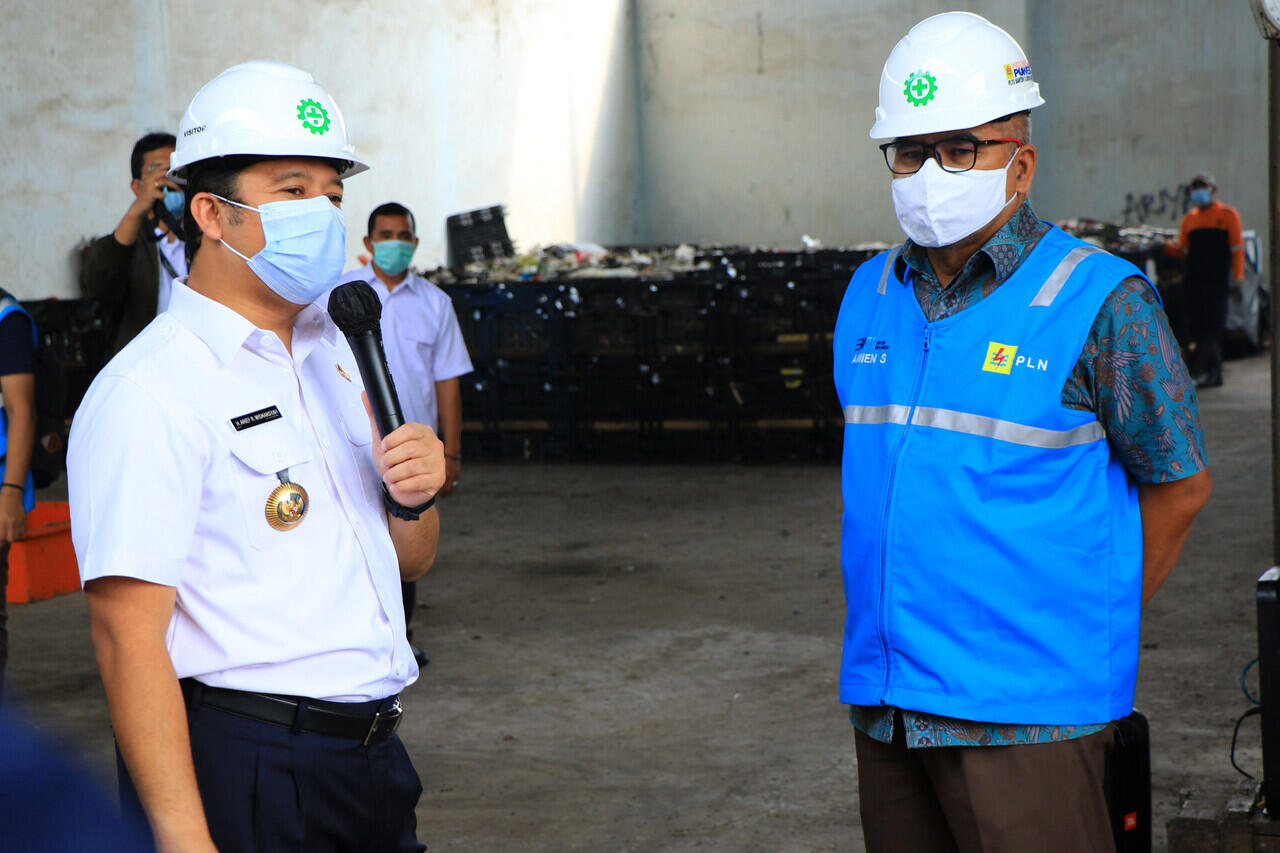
22, 297, 110, 422
445, 282, 571, 371
446, 205, 515, 270
566, 281, 654, 361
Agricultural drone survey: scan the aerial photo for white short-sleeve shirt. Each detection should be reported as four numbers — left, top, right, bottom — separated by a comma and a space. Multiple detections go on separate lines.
154, 229, 188, 315
68, 280, 417, 702
344, 265, 473, 432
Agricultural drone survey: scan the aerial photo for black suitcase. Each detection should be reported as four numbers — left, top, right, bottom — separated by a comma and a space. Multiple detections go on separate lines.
1107, 709, 1152, 853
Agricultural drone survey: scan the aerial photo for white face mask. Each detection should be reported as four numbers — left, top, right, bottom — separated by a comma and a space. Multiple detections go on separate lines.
890, 152, 1019, 248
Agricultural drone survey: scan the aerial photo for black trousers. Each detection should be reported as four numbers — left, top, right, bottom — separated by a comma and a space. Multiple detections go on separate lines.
118, 688, 425, 852
1189, 286, 1228, 384
402, 579, 416, 640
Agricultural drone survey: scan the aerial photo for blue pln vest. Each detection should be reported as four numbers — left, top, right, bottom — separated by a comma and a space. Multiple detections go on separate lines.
0, 294, 36, 512
834, 226, 1147, 726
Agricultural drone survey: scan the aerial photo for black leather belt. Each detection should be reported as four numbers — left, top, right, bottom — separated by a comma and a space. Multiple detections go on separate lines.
181, 679, 402, 745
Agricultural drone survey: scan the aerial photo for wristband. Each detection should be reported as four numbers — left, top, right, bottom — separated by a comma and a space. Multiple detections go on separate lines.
444, 453, 462, 461
381, 484, 436, 521
0, 483, 23, 492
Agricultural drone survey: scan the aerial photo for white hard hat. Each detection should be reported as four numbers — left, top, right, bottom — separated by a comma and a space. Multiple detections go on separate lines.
169, 60, 369, 183
870, 12, 1045, 140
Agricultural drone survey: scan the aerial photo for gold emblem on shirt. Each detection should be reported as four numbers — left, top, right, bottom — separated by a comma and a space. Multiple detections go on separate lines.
336, 363, 352, 382
265, 470, 309, 531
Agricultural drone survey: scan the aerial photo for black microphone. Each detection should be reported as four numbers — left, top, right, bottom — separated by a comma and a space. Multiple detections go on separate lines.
328, 281, 404, 438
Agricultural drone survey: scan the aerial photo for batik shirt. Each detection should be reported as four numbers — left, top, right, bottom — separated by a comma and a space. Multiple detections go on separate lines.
850, 202, 1208, 748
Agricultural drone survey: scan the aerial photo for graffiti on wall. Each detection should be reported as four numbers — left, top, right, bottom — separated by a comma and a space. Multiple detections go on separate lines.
1122, 184, 1191, 226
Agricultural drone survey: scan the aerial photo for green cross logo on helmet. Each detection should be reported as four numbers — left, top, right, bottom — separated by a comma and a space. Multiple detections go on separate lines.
296, 98, 331, 135
903, 70, 937, 107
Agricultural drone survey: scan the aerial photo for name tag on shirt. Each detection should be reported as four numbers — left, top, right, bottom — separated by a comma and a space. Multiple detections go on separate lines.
230, 406, 283, 432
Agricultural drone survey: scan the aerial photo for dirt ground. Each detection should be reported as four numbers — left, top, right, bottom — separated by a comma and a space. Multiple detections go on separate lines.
5, 352, 1273, 852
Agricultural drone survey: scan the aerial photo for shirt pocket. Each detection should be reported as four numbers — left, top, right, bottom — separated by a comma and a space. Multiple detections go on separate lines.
337, 397, 383, 509
401, 322, 438, 374
227, 421, 316, 552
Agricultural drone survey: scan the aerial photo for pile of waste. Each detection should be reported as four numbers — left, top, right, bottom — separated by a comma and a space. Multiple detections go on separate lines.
418, 243, 711, 284
1057, 219, 1175, 255
418, 239, 896, 285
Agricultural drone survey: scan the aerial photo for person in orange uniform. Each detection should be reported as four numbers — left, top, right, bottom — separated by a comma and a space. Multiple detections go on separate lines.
1165, 172, 1244, 388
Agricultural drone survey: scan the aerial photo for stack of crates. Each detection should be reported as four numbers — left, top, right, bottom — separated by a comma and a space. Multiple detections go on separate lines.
22, 296, 111, 440
564, 275, 725, 459
447, 281, 574, 459
701, 248, 873, 460
442, 246, 878, 462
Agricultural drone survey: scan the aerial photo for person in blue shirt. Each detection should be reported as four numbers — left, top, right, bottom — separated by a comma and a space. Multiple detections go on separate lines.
0, 288, 36, 700
837, 13, 1212, 852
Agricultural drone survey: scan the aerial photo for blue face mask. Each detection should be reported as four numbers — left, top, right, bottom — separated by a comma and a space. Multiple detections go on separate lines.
1190, 188, 1212, 207
372, 239, 416, 276
214, 194, 347, 305
162, 187, 185, 220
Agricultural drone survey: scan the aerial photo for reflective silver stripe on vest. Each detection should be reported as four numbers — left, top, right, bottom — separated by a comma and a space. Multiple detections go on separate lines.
1029, 245, 1104, 307
843, 404, 911, 426
877, 247, 901, 295
912, 406, 1104, 448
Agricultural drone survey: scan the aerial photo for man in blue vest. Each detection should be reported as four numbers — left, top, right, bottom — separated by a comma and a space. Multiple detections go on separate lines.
836, 13, 1213, 851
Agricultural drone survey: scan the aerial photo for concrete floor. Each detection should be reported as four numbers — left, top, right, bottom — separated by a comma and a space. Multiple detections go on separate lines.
5, 351, 1273, 852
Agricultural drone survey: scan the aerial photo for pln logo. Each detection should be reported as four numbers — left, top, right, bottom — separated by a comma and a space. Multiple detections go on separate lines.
982, 341, 1049, 375
983, 342, 1017, 374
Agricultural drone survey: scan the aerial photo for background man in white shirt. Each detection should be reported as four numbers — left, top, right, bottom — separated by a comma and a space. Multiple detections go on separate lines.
69, 62, 442, 853
347, 202, 473, 666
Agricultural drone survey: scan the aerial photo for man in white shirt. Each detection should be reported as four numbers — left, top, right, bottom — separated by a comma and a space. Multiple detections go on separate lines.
69, 62, 441, 853
346, 202, 473, 665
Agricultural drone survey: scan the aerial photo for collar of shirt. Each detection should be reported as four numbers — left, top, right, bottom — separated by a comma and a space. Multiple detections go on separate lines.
358, 263, 421, 301
166, 279, 339, 367
894, 201, 1050, 322
152, 225, 181, 245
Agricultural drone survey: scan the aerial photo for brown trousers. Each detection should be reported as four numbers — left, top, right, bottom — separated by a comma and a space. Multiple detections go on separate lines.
854, 716, 1115, 853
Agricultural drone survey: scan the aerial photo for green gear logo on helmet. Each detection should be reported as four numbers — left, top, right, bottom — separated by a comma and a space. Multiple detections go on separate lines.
904, 70, 937, 107
296, 98, 331, 135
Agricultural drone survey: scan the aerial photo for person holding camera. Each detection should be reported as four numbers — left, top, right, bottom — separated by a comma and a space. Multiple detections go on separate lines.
80, 132, 187, 356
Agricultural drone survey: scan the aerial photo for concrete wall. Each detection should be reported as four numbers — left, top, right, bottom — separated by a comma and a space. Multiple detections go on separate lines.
1, 0, 638, 299
633, 0, 1268, 247
632, 0, 1027, 248
4, 1, 1269, 297
1028, 0, 1267, 238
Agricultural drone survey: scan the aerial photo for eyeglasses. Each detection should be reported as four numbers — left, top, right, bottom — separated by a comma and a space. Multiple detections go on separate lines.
880, 136, 1022, 175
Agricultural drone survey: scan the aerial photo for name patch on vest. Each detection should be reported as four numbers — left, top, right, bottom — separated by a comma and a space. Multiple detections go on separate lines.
853, 336, 891, 365
230, 406, 283, 431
